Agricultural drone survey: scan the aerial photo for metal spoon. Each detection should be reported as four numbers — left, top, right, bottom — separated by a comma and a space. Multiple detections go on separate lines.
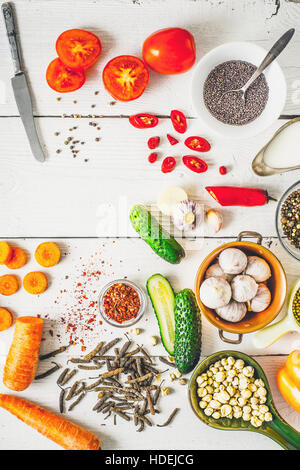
220, 28, 295, 103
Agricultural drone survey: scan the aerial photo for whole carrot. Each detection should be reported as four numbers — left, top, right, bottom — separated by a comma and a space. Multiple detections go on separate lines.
3, 316, 43, 391
0, 394, 101, 450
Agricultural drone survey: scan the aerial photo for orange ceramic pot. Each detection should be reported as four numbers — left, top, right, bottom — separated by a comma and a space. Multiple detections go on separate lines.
195, 231, 287, 344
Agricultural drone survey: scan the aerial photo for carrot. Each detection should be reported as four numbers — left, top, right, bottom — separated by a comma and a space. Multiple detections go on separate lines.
0, 241, 12, 264
23, 272, 48, 295
35, 242, 61, 267
5, 247, 27, 269
0, 275, 19, 296
3, 316, 43, 391
0, 308, 13, 331
0, 394, 101, 450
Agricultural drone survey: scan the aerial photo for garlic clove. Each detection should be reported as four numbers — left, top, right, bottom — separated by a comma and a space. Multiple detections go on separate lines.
219, 248, 247, 275
250, 283, 271, 312
216, 300, 247, 323
184, 212, 195, 225
231, 275, 258, 302
200, 276, 232, 309
206, 209, 223, 233
245, 256, 271, 283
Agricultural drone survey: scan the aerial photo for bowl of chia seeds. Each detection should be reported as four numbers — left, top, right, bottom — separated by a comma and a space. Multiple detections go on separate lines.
191, 42, 286, 139
276, 180, 300, 261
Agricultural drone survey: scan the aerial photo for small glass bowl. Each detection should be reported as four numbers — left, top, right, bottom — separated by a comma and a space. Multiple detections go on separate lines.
98, 279, 147, 328
275, 180, 300, 262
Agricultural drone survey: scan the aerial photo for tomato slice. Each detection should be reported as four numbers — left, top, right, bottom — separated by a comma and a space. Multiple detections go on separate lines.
185, 136, 211, 152
170, 110, 187, 134
129, 114, 159, 129
103, 55, 149, 102
167, 134, 179, 146
148, 137, 160, 149
56, 29, 101, 70
161, 157, 176, 173
182, 156, 208, 173
46, 58, 86, 93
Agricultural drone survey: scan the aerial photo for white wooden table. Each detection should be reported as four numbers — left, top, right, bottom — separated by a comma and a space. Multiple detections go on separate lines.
1, 0, 300, 450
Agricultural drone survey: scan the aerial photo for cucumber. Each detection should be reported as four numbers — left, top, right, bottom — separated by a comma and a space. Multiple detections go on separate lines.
174, 289, 201, 374
130, 204, 185, 264
147, 274, 175, 355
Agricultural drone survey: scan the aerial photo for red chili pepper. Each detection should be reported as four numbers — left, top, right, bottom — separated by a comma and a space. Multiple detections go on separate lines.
161, 156, 176, 173
147, 136, 160, 149
129, 113, 159, 129
148, 152, 158, 163
182, 155, 208, 173
219, 166, 227, 175
185, 136, 211, 152
170, 110, 187, 134
167, 134, 179, 146
205, 186, 276, 207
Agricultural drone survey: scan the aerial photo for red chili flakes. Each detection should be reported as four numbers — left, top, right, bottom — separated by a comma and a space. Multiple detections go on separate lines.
103, 282, 140, 324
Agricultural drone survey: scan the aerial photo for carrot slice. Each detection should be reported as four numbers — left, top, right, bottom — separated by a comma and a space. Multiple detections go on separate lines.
0, 275, 19, 296
35, 242, 61, 267
3, 316, 44, 391
0, 242, 12, 265
5, 247, 27, 269
0, 308, 13, 331
0, 394, 100, 450
23, 272, 48, 295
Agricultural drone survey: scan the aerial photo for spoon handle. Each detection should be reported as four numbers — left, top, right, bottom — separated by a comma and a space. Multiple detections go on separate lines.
267, 417, 300, 450
252, 314, 295, 349
242, 28, 295, 92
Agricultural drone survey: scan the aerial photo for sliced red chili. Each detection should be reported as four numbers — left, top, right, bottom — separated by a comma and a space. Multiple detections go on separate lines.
185, 136, 211, 152
182, 155, 208, 173
170, 110, 187, 134
167, 134, 179, 146
148, 136, 160, 149
129, 113, 159, 129
148, 152, 158, 163
161, 157, 176, 173
219, 165, 227, 175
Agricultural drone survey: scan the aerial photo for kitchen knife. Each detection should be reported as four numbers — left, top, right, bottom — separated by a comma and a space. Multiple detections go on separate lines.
2, 2, 45, 162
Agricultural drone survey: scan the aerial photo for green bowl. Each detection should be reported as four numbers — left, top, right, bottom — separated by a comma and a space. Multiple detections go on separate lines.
188, 350, 300, 450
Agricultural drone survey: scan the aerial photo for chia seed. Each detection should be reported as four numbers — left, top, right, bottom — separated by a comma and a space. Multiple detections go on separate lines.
203, 60, 269, 125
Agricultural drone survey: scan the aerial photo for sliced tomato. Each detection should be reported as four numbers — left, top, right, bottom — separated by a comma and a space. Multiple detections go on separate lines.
170, 110, 187, 134
46, 58, 86, 93
56, 29, 101, 70
185, 136, 211, 152
103, 55, 149, 102
148, 137, 160, 149
166, 134, 179, 146
161, 157, 176, 173
129, 113, 159, 129
182, 156, 208, 173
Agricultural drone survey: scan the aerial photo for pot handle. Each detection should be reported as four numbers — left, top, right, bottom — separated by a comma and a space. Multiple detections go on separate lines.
219, 330, 243, 344
237, 231, 262, 245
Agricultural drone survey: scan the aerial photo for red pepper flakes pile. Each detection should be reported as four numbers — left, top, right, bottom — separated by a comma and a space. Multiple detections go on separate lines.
103, 282, 140, 324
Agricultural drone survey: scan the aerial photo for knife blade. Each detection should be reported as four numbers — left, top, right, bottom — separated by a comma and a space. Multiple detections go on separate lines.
2, 2, 45, 162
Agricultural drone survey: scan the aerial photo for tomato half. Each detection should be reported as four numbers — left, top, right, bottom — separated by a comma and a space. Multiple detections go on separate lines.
103, 56, 149, 102
185, 136, 211, 152
56, 29, 101, 70
170, 110, 187, 134
161, 157, 176, 173
46, 58, 86, 93
142, 28, 196, 75
129, 114, 158, 129
182, 156, 208, 173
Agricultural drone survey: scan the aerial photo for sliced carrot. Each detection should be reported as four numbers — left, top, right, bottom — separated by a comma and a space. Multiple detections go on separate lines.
0, 275, 19, 296
0, 308, 13, 331
23, 272, 48, 295
0, 394, 100, 450
35, 242, 61, 267
5, 247, 27, 269
3, 316, 44, 391
0, 242, 12, 265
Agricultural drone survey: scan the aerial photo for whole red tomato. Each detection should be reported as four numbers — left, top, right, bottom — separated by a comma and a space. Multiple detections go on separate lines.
142, 28, 196, 75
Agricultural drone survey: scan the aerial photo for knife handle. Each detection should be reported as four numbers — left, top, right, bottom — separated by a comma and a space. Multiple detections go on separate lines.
2, 3, 23, 74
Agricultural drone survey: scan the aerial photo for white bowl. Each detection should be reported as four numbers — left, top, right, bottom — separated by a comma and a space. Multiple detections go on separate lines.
191, 42, 287, 139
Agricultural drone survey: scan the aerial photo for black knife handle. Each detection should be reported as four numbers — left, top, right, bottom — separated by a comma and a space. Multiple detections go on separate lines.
2, 3, 23, 74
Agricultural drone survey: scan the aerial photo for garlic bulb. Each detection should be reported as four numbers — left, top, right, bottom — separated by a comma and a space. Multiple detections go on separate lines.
216, 300, 247, 323
172, 200, 202, 231
250, 283, 271, 312
231, 275, 258, 302
245, 256, 271, 282
200, 277, 231, 309
219, 248, 247, 274
205, 262, 233, 282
